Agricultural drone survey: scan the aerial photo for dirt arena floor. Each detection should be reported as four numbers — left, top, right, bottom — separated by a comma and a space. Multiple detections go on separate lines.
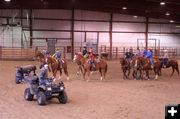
0, 60, 179, 119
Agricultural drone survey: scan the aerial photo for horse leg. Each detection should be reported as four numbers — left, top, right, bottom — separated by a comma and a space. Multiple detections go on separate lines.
77, 65, 80, 75
146, 70, 150, 80
154, 69, 158, 80
171, 67, 175, 77
142, 70, 145, 80
80, 66, 84, 74
159, 68, 162, 76
53, 69, 57, 81
139, 69, 142, 80
99, 68, 103, 81
58, 69, 62, 80
123, 69, 126, 79
103, 69, 106, 80
64, 68, 69, 80
127, 68, 130, 77
33, 70, 36, 76
86, 70, 91, 82
175, 65, 179, 75
132, 70, 136, 80
83, 69, 87, 80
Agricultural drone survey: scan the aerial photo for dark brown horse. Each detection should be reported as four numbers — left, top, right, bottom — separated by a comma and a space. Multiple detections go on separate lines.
159, 58, 179, 76
45, 56, 69, 80
120, 58, 131, 79
73, 53, 108, 81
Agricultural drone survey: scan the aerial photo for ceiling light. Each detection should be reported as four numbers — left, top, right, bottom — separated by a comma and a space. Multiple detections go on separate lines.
4, 0, 11, 2
165, 12, 170, 16
160, 1, 165, 5
133, 16, 138, 18
170, 20, 174, 23
122, 7, 127, 10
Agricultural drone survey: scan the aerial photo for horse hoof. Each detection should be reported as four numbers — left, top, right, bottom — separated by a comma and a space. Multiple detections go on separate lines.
100, 77, 103, 81
155, 75, 158, 80
134, 78, 137, 80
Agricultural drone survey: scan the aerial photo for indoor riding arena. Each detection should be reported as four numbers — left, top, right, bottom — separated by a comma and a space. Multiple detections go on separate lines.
0, 1, 180, 119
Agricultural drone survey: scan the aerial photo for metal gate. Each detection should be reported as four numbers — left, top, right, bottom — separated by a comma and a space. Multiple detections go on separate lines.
137, 38, 160, 56
47, 39, 57, 55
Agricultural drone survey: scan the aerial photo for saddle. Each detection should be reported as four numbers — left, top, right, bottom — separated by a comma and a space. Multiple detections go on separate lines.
88, 59, 96, 71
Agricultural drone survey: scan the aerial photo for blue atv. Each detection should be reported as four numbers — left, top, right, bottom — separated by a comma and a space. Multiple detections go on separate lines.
15, 65, 36, 84
24, 77, 68, 105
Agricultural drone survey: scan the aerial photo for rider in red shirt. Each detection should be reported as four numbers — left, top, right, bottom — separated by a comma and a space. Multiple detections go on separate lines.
88, 48, 96, 70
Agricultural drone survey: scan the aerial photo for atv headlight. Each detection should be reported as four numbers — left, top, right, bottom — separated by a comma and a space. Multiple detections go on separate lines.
47, 87, 52, 91
60, 86, 64, 91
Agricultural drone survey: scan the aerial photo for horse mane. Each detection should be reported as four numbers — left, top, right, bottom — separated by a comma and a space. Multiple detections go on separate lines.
47, 56, 57, 63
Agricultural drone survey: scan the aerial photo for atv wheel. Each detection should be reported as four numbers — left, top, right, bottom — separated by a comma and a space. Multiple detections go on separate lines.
37, 91, 46, 105
15, 78, 21, 84
24, 88, 33, 101
58, 91, 68, 104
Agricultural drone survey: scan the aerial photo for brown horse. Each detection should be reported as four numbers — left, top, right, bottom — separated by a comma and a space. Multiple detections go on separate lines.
140, 57, 161, 80
34, 50, 46, 63
45, 56, 69, 80
120, 58, 131, 79
73, 53, 108, 81
159, 58, 179, 76
131, 57, 143, 80
73, 52, 86, 75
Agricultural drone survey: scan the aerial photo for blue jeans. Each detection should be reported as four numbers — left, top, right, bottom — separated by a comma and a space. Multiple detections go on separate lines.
39, 78, 50, 85
163, 58, 168, 66
149, 58, 154, 65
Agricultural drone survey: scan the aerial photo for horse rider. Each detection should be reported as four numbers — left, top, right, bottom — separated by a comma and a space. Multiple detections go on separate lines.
53, 50, 64, 68
38, 64, 51, 85
124, 48, 133, 65
125, 49, 133, 62
39, 49, 50, 69
82, 46, 88, 58
88, 47, 96, 71
145, 49, 154, 68
163, 48, 169, 68
135, 47, 142, 58
143, 47, 147, 58
130, 47, 133, 55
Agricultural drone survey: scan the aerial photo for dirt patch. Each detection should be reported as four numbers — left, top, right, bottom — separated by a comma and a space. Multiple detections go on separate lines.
0, 60, 179, 119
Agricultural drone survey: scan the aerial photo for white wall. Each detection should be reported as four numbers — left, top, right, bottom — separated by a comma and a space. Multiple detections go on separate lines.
113, 23, 145, 32
112, 33, 145, 47
74, 21, 109, 31
75, 10, 110, 21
